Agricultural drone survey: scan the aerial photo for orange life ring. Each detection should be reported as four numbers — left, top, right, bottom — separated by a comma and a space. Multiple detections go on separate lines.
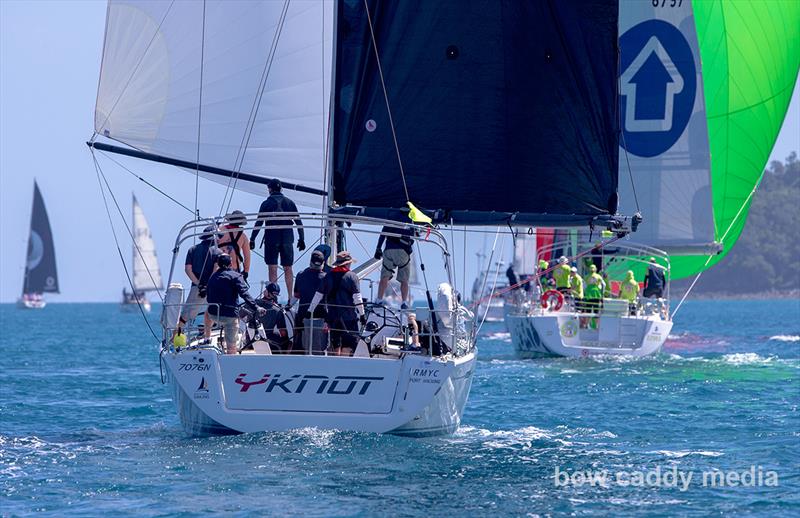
541, 289, 564, 311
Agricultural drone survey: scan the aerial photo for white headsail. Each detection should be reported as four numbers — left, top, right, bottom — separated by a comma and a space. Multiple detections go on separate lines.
95, 0, 333, 208
617, 0, 718, 255
132, 195, 162, 292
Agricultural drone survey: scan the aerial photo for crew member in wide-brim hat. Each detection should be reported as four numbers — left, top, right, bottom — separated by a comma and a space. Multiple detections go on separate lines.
332, 251, 357, 267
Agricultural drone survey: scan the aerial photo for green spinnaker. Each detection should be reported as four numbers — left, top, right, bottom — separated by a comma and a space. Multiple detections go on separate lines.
669, 0, 800, 279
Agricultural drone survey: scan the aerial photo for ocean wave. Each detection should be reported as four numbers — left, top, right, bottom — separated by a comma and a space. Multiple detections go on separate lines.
720, 353, 775, 365
649, 449, 723, 458
484, 332, 511, 342
769, 335, 800, 342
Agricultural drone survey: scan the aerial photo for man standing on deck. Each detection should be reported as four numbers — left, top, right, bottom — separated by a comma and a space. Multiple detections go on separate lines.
374, 225, 415, 305
308, 251, 366, 356
249, 179, 305, 299
177, 225, 221, 339
293, 250, 328, 351
584, 264, 605, 313
207, 254, 264, 354
619, 270, 640, 315
553, 256, 572, 294
218, 210, 251, 280
643, 257, 666, 298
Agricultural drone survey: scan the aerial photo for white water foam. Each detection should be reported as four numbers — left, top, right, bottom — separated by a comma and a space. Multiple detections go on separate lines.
721, 353, 774, 365
769, 335, 800, 342
650, 449, 723, 458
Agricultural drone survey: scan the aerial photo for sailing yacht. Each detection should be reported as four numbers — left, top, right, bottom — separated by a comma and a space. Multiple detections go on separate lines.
121, 195, 163, 312
505, 1, 721, 357
88, 0, 630, 435
17, 181, 59, 309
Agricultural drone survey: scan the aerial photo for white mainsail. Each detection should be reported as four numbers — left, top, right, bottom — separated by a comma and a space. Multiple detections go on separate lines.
94, 0, 334, 207
132, 195, 162, 292
617, 0, 718, 255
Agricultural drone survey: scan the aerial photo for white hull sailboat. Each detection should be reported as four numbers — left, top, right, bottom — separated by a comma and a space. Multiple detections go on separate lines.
18, 181, 59, 309
121, 195, 162, 313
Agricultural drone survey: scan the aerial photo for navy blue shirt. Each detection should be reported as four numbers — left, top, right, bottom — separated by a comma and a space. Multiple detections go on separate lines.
295, 267, 326, 320
250, 193, 304, 246
185, 241, 221, 286
206, 268, 257, 318
317, 269, 360, 322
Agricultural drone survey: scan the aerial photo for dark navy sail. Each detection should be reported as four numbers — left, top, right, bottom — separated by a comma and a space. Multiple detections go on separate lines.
333, 0, 620, 225
23, 182, 59, 294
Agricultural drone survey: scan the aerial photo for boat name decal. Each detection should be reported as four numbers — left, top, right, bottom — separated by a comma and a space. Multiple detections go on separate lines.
234, 373, 385, 395
409, 368, 440, 378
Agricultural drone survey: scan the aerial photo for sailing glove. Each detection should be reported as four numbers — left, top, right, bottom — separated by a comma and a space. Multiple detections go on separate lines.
359, 314, 367, 326
249, 240, 256, 250
242, 271, 249, 281
374, 248, 383, 260
297, 239, 306, 251
198, 285, 207, 298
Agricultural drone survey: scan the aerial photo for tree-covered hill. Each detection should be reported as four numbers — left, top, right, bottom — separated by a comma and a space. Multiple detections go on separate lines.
673, 152, 800, 296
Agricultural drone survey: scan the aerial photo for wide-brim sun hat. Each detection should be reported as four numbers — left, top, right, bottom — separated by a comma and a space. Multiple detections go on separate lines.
333, 251, 357, 266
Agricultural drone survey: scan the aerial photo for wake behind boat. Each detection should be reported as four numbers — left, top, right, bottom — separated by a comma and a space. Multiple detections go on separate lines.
17, 180, 59, 309
121, 194, 163, 313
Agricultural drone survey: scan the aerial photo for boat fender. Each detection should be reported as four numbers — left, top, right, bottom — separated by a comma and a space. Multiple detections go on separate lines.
162, 282, 184, 330
541, 289, 564, 311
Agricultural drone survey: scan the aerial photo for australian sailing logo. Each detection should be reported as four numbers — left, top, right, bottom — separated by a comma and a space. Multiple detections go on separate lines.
194, 377, 210, 400
234, 373, 384, 396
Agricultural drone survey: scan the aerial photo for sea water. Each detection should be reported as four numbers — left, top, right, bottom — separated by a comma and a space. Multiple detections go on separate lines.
1, 299, 798, 516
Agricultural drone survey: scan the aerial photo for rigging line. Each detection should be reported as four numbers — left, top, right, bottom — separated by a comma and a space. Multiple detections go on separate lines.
97, 150, 194, 215
95, 154, 165, 303
671, 164, 769, 319
91, 152, 161, 342
462, 225, 467, 299
476, 232, 506, 336
219, 0, 292, 217
363, 0, 410, 202
92, 0, 176, 143
474, 227, 501, 330
194, 0, 207, 226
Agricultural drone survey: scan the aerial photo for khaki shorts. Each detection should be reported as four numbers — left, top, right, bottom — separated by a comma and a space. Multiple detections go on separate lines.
180, 285, 207, 323
381, 248, 411, 282
211, 315, 240, 351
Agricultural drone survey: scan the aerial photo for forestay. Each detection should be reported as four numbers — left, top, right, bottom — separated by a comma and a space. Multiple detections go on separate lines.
131, 195, 162, 292
333, 0, 621, 226
94, 0, 333, 208
617, 0, 717, 255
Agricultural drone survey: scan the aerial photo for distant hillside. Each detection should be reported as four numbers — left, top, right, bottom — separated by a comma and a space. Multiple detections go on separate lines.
673, 152, 800, 296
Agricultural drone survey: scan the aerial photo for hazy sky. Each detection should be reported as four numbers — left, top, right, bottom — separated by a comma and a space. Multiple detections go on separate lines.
1, 0, 798, 302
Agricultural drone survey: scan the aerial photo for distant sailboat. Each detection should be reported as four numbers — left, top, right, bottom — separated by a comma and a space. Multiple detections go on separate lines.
121, 194, 162, 312
18, 181, 59, 309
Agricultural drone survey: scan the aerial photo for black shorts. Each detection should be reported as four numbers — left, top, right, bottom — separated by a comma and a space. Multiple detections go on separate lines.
264, 242, 294, 266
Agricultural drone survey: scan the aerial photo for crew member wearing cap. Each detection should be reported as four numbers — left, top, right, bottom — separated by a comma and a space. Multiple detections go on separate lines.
178, 225, 222, 339
218, 210, 251, 280
553, 256, 572, 294
643, 256, 665, 298
583, 264, 605, 312
254, 282, 290, 352
293, 250, 328, 351
249, 179, 305, 297
207, 254, 264, 354
569, 267, 584, 302
308, 251, 366, 356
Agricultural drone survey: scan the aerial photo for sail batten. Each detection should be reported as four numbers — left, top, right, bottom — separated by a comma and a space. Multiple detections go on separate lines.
23, 181, 59, 294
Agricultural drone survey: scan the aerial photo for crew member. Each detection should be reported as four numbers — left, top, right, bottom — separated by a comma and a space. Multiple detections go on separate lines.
206, 254, 264, 354
178, 225, 221, 339
308, 251, 366, 356
619, 270, 639, 315
553, 256, 571, 294
217, 210, 251, 280
249, 179, 305, 297
643, 257, 666, 298
506, 264, 519, 290
569, 266, 584, 304
374, 225, 415, 304
584, 264, 605, 313
293, 250, 328, 351
254, 282, 291, 352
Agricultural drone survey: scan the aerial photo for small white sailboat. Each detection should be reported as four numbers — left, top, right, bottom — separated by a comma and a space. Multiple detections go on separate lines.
121, 194, 163, 313
17, 180, 59, 309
